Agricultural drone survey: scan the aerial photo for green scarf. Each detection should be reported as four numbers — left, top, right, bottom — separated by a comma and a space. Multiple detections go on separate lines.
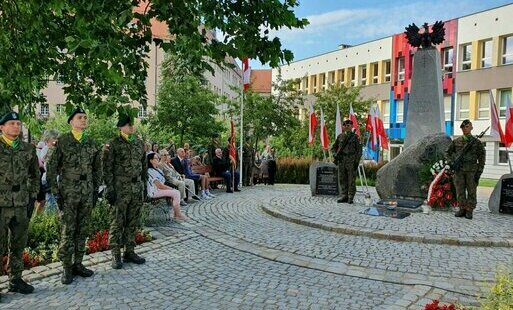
11, 138, 19, 150
79, 130, 88, 143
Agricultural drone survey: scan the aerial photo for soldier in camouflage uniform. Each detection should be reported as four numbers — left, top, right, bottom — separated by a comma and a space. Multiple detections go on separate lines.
242, 139, 255, 186
103, 114, 147, 269
332, 120, 362, 204
46, 107, 102, 284
445, 119, 485, 220
0, 111, 38, 297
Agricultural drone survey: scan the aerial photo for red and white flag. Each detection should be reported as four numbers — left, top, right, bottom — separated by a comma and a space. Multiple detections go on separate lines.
349, 103, 361, 137
374, 106, 389, 150
242, 58, 250, 91
229, 119, 237, 161
489, 90, 506, 143
505, 96, 513, 147
320, 108, 329, 150
365, 106, 377, 150
308, 102, 318, 144
335, 103, 343, 138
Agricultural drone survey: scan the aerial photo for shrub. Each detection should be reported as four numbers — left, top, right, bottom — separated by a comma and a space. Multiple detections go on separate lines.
481, 268, 513, 309
27, 210, 60, 250
276, 156, 312, 184
362, 161, 387, 181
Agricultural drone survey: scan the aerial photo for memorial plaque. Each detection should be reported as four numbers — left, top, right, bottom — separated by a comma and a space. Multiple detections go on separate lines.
499, 177, 513, 214
315, 166, 338, 195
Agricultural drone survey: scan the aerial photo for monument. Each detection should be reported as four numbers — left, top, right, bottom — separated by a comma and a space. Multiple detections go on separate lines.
488, 173, 513, 214
309, 162, 338, 196
404, 21, 446, 148
375, 21, 449, 209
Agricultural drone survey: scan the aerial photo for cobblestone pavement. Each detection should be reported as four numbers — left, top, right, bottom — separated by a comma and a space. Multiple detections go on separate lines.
1, 184, 509, 309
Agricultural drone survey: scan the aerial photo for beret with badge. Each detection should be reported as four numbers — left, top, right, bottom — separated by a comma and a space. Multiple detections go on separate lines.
0, 111, 20, 125
67, 107, 86, 124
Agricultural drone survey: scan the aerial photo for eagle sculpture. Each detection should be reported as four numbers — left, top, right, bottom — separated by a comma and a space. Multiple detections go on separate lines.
404, 21, 445, 48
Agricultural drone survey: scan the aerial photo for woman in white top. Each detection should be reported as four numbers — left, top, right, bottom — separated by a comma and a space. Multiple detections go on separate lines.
147, 153, 187, 221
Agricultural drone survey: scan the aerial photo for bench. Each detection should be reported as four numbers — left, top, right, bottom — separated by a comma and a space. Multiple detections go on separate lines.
142, 197, 171, 226
191, 165, 224, 186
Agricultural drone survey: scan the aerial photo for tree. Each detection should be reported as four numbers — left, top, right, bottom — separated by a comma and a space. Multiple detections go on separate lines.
0, 0, 308, 123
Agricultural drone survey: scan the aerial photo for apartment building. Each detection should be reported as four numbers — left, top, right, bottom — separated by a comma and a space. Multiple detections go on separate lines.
272, 4, 513, 179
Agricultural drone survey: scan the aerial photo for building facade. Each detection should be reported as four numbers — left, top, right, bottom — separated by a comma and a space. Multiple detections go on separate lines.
272, 4, 513, 179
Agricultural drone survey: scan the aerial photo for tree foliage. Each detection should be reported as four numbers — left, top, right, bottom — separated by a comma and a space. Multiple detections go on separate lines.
0, 0, 308, 125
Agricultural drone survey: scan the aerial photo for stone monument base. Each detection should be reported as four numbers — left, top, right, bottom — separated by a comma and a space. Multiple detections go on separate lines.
488, 173, 513, 214
309, 161, 338, 196
373, 198, 423, 213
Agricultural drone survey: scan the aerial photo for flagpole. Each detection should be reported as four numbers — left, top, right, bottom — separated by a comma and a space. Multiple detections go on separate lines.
240, 90, 244, 188
506, 146, 513, 173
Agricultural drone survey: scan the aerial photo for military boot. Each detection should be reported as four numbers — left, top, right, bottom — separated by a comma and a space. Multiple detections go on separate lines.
61, 267, 73, 285
8, 278, 34, 294
465, 209, 473, 220
72, 263, 94, 277
111, 253, 122, 269
455, 208, 466, 217
123, 251, 146, 264
347, 197, 354, 204
337, 197, 348, 203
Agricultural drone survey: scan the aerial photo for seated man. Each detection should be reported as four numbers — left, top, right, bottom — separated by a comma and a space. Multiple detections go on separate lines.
158, 150, 198, 205
212, 148, 240, 193
172, 148, 214, 200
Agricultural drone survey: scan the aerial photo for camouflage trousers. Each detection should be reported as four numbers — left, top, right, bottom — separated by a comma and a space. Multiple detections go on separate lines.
338, 158, 358, 199
0, 206, 29, 280
109, 189, 143, 255
453, 171, 478, 211
58, 191, 93, 268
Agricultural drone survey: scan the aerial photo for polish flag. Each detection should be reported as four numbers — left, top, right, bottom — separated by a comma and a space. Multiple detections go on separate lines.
374, 106, 389, 150
335, 103, 343, 138
320, 108, 329, 150
349, 103, 361, 137
365, 106, 377, 150
242, 58, 250, 91
489, 90, 506, 144
505, 96, 513, 147
308, 102, 318, 144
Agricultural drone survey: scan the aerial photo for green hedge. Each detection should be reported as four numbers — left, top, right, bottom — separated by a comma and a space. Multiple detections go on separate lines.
275, 157, 386, 185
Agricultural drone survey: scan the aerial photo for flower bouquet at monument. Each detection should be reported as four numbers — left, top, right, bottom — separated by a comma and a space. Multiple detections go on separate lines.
426, 160, 457, 209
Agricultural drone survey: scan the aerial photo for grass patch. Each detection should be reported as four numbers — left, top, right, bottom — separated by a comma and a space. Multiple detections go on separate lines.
479, 178, 498, 188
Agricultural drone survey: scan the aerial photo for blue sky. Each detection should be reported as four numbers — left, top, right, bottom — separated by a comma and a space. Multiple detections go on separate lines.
251, 0, 513, 69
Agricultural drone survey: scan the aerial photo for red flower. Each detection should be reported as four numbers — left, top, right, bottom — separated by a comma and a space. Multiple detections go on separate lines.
443, 183, 451, 191
436, 190, 444, 197
445, 192, 453, 200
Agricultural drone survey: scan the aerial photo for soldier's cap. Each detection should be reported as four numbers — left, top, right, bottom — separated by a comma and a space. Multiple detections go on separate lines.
0, 111, 20, 125
460, 119, 471, 128
342, 119, 353, 126
116, 114, 134, 127
67, 107, 86, 124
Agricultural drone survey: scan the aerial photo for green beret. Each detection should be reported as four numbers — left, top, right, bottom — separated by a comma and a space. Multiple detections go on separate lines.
117, 114, 133, 127
0, 111, 20, 125
460, 119, 471, 129
67, 107, 86, 124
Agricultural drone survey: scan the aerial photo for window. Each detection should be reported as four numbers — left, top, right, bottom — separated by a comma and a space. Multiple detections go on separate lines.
499, 143, 511, 164
444, 96, 452, 121
56, 104, 65, 114
458, 93, 470, 119
461, 44, 472, 70
337, 69, 345, 85
320, 73, 326, 90
382, 100, 390, 123
372, 63, 379, 84
350, 68, 355, 86
397, 57, 405, 81
384, 60, 391, 82
311, 75, 317, 92
328, 71, 335, 85
360, 65, 367, 85
302, 77, 308, 90
138, 105, 147, 119
477, 91, 489, 119
40, 104, 49, 117
442, 47, 453, 77
502, 36, 513, 65
499, 88, 511, 118
481, 40, 492, 68
396, 100, 404, 123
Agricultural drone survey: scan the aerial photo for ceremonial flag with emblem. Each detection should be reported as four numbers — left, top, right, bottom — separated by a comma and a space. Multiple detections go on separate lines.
320, 108, 329, 150
308, 102, 318, 144
229, 119, 236, 161
365, 106, 377, 150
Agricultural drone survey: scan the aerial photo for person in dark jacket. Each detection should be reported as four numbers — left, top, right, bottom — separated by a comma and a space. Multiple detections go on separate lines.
212, 148, 240, 193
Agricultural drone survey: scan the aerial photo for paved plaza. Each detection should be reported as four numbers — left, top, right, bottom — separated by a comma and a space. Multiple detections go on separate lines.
1, 184, 512, 309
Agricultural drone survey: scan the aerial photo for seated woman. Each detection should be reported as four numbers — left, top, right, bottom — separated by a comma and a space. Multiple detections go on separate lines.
183, 154, 215, 199
147, 153, 188, 221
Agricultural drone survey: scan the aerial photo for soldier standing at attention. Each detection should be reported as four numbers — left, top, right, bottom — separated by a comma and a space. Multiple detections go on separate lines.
46, 107, 102, 284
104, 114, 147, 269
332, 120, 362, 204
445, 119, 485, 220
0, 111, 38, 298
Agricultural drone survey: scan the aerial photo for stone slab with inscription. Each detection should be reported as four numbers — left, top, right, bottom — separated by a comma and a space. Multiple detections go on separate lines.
488, 173, 513, 214
376, 133, 451, 200
309, 162, 339, 196
404, 47, 445, 148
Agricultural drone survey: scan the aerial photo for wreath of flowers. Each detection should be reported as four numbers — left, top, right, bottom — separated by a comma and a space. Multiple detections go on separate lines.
427, 160, 458, 209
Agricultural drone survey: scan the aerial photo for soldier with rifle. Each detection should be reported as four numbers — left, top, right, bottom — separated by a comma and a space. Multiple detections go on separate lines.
445, 120, 486, 219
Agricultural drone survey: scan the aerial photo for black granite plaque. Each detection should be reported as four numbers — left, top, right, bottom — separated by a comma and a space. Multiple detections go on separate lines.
315, 166, 338, 195
499, 177, 513, 214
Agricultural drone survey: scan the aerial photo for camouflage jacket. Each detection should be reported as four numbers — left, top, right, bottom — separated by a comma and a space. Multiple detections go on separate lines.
445, 135, 485, 173
103, 135, 147, 194
46, 132, 102, 195
332, 131, 362, 162
0, 137, 39, 207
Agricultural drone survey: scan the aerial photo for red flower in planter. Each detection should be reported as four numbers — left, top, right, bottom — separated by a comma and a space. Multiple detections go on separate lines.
424, 299, 456, 310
